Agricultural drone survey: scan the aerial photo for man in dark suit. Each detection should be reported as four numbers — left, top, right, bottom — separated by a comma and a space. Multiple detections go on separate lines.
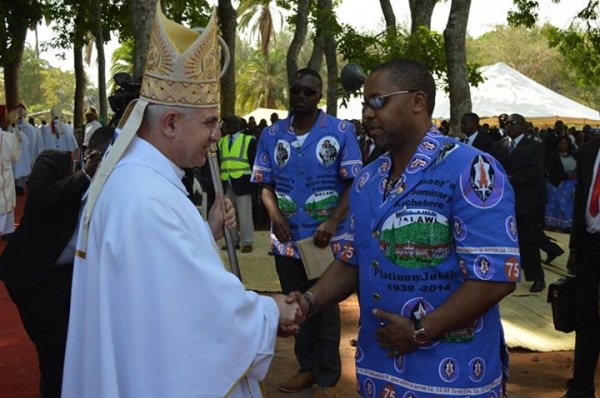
562, 139, 600, 398
0, 127, 114, 398
358, 127, 385, 166
459, 112, 495, 153
492, 113, 546, 293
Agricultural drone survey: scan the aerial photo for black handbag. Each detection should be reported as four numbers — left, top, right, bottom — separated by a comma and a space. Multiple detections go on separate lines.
547, 274, 577, 333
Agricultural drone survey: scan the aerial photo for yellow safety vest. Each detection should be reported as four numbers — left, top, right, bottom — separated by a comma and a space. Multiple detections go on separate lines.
218, 133, 255, 180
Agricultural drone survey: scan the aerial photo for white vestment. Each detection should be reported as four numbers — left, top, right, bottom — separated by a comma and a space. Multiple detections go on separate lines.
83, 120, 103, 146
63, 136, 278, 398
20, 122, 44, 164
0, 130, 20, 233
40, 121, 78, 151
8, 127, 32, 179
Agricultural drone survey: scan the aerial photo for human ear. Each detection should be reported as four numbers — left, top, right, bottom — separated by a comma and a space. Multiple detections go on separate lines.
162, 111, 178, 138
412, 91, 428, 113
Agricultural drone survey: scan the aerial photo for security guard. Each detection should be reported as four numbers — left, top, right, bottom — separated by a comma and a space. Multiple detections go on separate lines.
218, 115, 256, 253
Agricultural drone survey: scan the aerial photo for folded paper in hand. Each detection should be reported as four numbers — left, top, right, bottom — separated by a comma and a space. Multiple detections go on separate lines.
296, 237, 334, 280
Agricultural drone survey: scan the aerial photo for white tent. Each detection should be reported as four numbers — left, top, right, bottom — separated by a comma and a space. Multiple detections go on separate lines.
433, 62, 600, 126
336, 62, 600, 126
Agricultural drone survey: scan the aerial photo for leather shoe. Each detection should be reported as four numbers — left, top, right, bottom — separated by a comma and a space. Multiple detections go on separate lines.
278, 371, 317, 392
220, 243, 240, 250
241, 245, 253, 253
529, 280, 546, 293
312, 387, 338, 397
544, 245, 565, 264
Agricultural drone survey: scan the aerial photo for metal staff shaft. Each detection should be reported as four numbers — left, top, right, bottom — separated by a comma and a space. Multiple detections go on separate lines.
207, 142, 242, 280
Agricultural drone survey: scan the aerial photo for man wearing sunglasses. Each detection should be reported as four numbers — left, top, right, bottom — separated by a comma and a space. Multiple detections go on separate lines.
492, 114, 546, 293
252, 68, 362, 397
288, 58, 519, 397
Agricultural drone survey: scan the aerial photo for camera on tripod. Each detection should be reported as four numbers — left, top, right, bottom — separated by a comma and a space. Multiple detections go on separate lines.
108, 72, 141, 127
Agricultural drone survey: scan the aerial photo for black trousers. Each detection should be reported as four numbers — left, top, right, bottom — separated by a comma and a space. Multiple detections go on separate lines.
275, 255, 341, 388
8, 264, 73, 398
566, 233, 600, 397
516, 214, 545, 281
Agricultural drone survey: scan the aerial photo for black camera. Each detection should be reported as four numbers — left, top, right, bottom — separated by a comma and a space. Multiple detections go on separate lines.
108, 72, 141, 126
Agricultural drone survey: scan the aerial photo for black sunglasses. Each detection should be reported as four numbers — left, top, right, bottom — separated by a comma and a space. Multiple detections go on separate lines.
507, 119, 519, 126
362, 90, 416, 110
289, 85, 321, 97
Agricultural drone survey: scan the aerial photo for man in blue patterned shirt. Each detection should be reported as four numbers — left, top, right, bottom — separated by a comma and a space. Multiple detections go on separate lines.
289, 59, 519, 398
251, 68, 362, 397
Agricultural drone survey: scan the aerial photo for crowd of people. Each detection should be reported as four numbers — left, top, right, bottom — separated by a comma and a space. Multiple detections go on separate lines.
0, 4, 598, 398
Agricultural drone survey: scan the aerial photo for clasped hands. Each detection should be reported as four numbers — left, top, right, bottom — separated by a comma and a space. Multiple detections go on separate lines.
273, 293, 420, 356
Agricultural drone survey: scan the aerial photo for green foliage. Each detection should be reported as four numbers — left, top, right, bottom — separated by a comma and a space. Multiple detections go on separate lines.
336, 24, 482, 92
108, 39, 134, 92
507, 0, 600, 107
0, 45, 81, 114
235, 45, 289, 113
507, 0, 541, 28
0, 0, 43, 66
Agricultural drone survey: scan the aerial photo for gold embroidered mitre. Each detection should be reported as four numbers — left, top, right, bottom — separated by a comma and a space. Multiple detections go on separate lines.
140, 4, 220, 108
6, 110, 18, 126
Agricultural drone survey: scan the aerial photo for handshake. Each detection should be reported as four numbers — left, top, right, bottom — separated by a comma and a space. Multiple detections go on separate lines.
271, 291, 312, 337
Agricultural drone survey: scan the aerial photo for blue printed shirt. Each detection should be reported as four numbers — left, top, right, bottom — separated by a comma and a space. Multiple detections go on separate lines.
337, 126, 520, 397
251, 111, 362, 258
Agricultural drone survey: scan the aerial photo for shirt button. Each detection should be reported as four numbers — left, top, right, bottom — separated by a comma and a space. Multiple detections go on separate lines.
371, 261, 379, 269
372, 230, 380, 238
373, 293, 382, 301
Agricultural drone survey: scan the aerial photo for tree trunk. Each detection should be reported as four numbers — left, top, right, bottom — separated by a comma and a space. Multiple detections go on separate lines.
379, 0, 396, 36
218, 0, 237, 118
73, 4, 86, 134
443, 0, 472, 136
307, 36, 324, 72
129, 0, 157, 81
93, 0, 108, 124
3, 26, 27, 111
409, 0, 437, 33
286, 0, 310, 86
318, 0, 338, 116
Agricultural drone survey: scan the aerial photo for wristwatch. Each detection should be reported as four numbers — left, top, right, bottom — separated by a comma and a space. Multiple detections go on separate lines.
413, 318, 431, 345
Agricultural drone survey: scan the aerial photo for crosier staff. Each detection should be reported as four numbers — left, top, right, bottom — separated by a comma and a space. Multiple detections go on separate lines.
197, 28, 241, 279
207, 142, 241, 279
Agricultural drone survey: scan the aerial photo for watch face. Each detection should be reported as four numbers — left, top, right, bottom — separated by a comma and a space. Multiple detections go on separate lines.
414, 329, 430, 345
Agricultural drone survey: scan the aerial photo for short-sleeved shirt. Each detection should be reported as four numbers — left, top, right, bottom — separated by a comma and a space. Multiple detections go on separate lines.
251, 111, 362, 258
338, 126, 520, 397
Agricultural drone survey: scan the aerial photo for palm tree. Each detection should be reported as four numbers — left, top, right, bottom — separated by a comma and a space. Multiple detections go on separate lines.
108, 40, 134, 93
236, 48, 288, 114
237, 0, 287, 107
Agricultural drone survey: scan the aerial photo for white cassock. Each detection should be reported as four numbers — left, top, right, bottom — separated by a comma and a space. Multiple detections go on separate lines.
0, 130, 20, 234
40, 121, 78, 151
8, 127, 32, 179
63, 136, 278, 398
83, 120, 103, 146
20, 122, 44, 164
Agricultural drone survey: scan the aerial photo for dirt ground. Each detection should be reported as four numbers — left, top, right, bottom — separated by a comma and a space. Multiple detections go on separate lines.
262, 294, 599, 398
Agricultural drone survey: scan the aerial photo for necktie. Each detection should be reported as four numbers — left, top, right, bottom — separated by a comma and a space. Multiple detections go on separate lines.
228, 135, 234, 150
461, 136, 469, 144
363, 138, 372, 163
509, 139, 516, 154
589, 162, 600, 217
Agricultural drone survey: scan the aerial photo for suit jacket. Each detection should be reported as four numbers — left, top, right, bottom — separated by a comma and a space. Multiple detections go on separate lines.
491, 135, 544, 216
570, 139, 600, 252
358, 135, 385, 166
0, 150, 90, 293
470, 132, 495, 154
